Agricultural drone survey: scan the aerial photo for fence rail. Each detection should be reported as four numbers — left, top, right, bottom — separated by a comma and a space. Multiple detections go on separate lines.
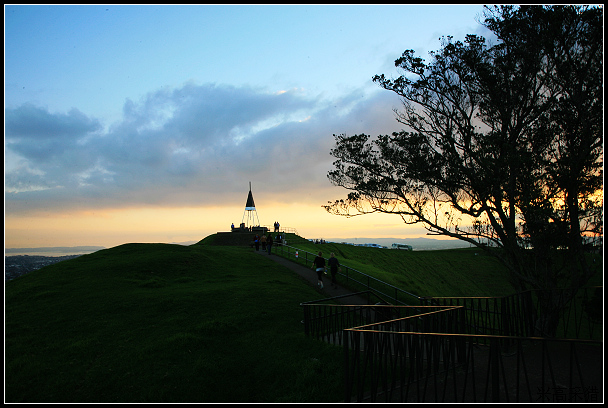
278, 241, 602, 402
264, 226, 298, 235
343, 306, 603, 402
343, 323, 602, 402
422, 287, 602, 340
300, 297, 602, 402
301, 295, 461, 346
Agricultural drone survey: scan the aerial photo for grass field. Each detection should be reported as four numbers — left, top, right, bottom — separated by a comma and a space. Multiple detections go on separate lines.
5, 243, 344, 402
5, 234, 602, 402
273, 233, 517, 297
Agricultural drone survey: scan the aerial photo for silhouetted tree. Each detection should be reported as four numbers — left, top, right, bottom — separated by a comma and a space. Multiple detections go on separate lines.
325, 5, 602, 336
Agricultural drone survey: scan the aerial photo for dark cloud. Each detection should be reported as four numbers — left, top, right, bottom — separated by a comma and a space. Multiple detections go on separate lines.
5, 104, 102, 163
6, 103, 102, 140
5, 83, 401, 214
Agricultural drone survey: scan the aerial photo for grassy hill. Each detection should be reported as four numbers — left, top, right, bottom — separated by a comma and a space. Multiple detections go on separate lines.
275, 233, 517, 297
5, 242, 344, 403
6, 234, 600, 402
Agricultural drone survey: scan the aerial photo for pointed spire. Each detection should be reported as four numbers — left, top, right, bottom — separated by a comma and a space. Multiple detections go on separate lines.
242, 182, 260, 227
245, 189, 255, 210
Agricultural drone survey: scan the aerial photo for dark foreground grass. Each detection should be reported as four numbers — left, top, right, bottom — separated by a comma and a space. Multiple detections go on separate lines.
5, 243, 343, 403
7, 236, 601, 402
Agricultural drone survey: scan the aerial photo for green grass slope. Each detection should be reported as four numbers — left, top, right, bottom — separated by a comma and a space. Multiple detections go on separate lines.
5, 243, 343, 403
279, 234, 516, 297
7, 234, 599, 402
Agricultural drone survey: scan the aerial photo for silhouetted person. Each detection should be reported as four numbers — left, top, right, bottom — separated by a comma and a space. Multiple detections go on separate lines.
312, 251, 326, 289
261, 234, 267, 250
328, 252, 341, 289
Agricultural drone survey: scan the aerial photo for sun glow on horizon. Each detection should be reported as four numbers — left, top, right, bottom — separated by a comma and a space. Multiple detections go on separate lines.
4, 202, 438, 249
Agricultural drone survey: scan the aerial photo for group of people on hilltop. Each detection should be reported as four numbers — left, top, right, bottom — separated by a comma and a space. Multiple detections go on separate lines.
243, 222, 343, 291
253, 232, 283, 255
231, 221, 281, 233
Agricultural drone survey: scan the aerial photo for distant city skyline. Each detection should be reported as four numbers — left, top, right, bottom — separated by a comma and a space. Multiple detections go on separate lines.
5, 5, 489, 249
4, 236, 471, 256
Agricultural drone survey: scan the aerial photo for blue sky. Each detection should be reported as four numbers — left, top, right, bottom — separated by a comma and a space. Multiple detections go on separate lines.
5, 4, 489, 248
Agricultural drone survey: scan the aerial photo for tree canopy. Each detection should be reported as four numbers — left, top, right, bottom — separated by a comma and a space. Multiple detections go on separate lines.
324, 5, 602, 335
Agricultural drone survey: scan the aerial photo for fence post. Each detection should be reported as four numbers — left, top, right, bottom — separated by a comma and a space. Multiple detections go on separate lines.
457, 307, 467, 364
302, 304, 310, 336
490, 337, 500, 402
344, 331, 351, 402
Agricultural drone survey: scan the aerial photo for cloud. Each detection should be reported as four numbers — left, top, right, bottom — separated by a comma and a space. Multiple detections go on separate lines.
5, 83, 402, 215
5, 104, 102, 163
6, 103, 102, 140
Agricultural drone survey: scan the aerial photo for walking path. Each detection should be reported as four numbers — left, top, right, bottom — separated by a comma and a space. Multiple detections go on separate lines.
256, 249, 371, 305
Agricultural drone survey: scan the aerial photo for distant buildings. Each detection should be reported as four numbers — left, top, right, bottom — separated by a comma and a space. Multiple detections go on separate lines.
391, 243, 413, 250
4, 255, 80, 281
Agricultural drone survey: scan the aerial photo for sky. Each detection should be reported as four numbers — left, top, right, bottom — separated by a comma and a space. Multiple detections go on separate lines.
5, 4, 490, 249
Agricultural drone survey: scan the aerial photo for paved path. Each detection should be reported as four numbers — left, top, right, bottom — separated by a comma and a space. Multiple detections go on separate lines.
255, 249, 371, 305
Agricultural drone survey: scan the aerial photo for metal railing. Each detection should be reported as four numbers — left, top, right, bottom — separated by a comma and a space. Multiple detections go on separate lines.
343, 316, 603, 402
272, 244, 420, 305
300, 292, 459, 346
300, 291, 389, 345
264, 226, 298, 235
279, 240, 602, 402
300, 294, 602, 402
297, 274, 601, 402
421, 287, 602, 341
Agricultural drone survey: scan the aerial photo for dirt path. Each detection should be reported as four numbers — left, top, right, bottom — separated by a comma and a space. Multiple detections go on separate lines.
256, 249, 372, 305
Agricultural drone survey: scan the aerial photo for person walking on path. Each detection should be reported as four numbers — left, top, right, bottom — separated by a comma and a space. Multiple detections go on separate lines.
328, 252, 341, 289
266, 233, 273, 255
254, 234, 260, 251
312, 251, 326, 289
260, 234, 267, 251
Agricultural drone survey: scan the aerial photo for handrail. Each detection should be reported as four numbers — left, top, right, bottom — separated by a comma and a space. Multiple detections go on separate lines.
342, 321, 602, 402
432, 287, 602, 340
264, 226, 298, 235
300, 290, 384, 305
299, 299, 602, 402
285, 239, 604, 403
272, 243, 421, 305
